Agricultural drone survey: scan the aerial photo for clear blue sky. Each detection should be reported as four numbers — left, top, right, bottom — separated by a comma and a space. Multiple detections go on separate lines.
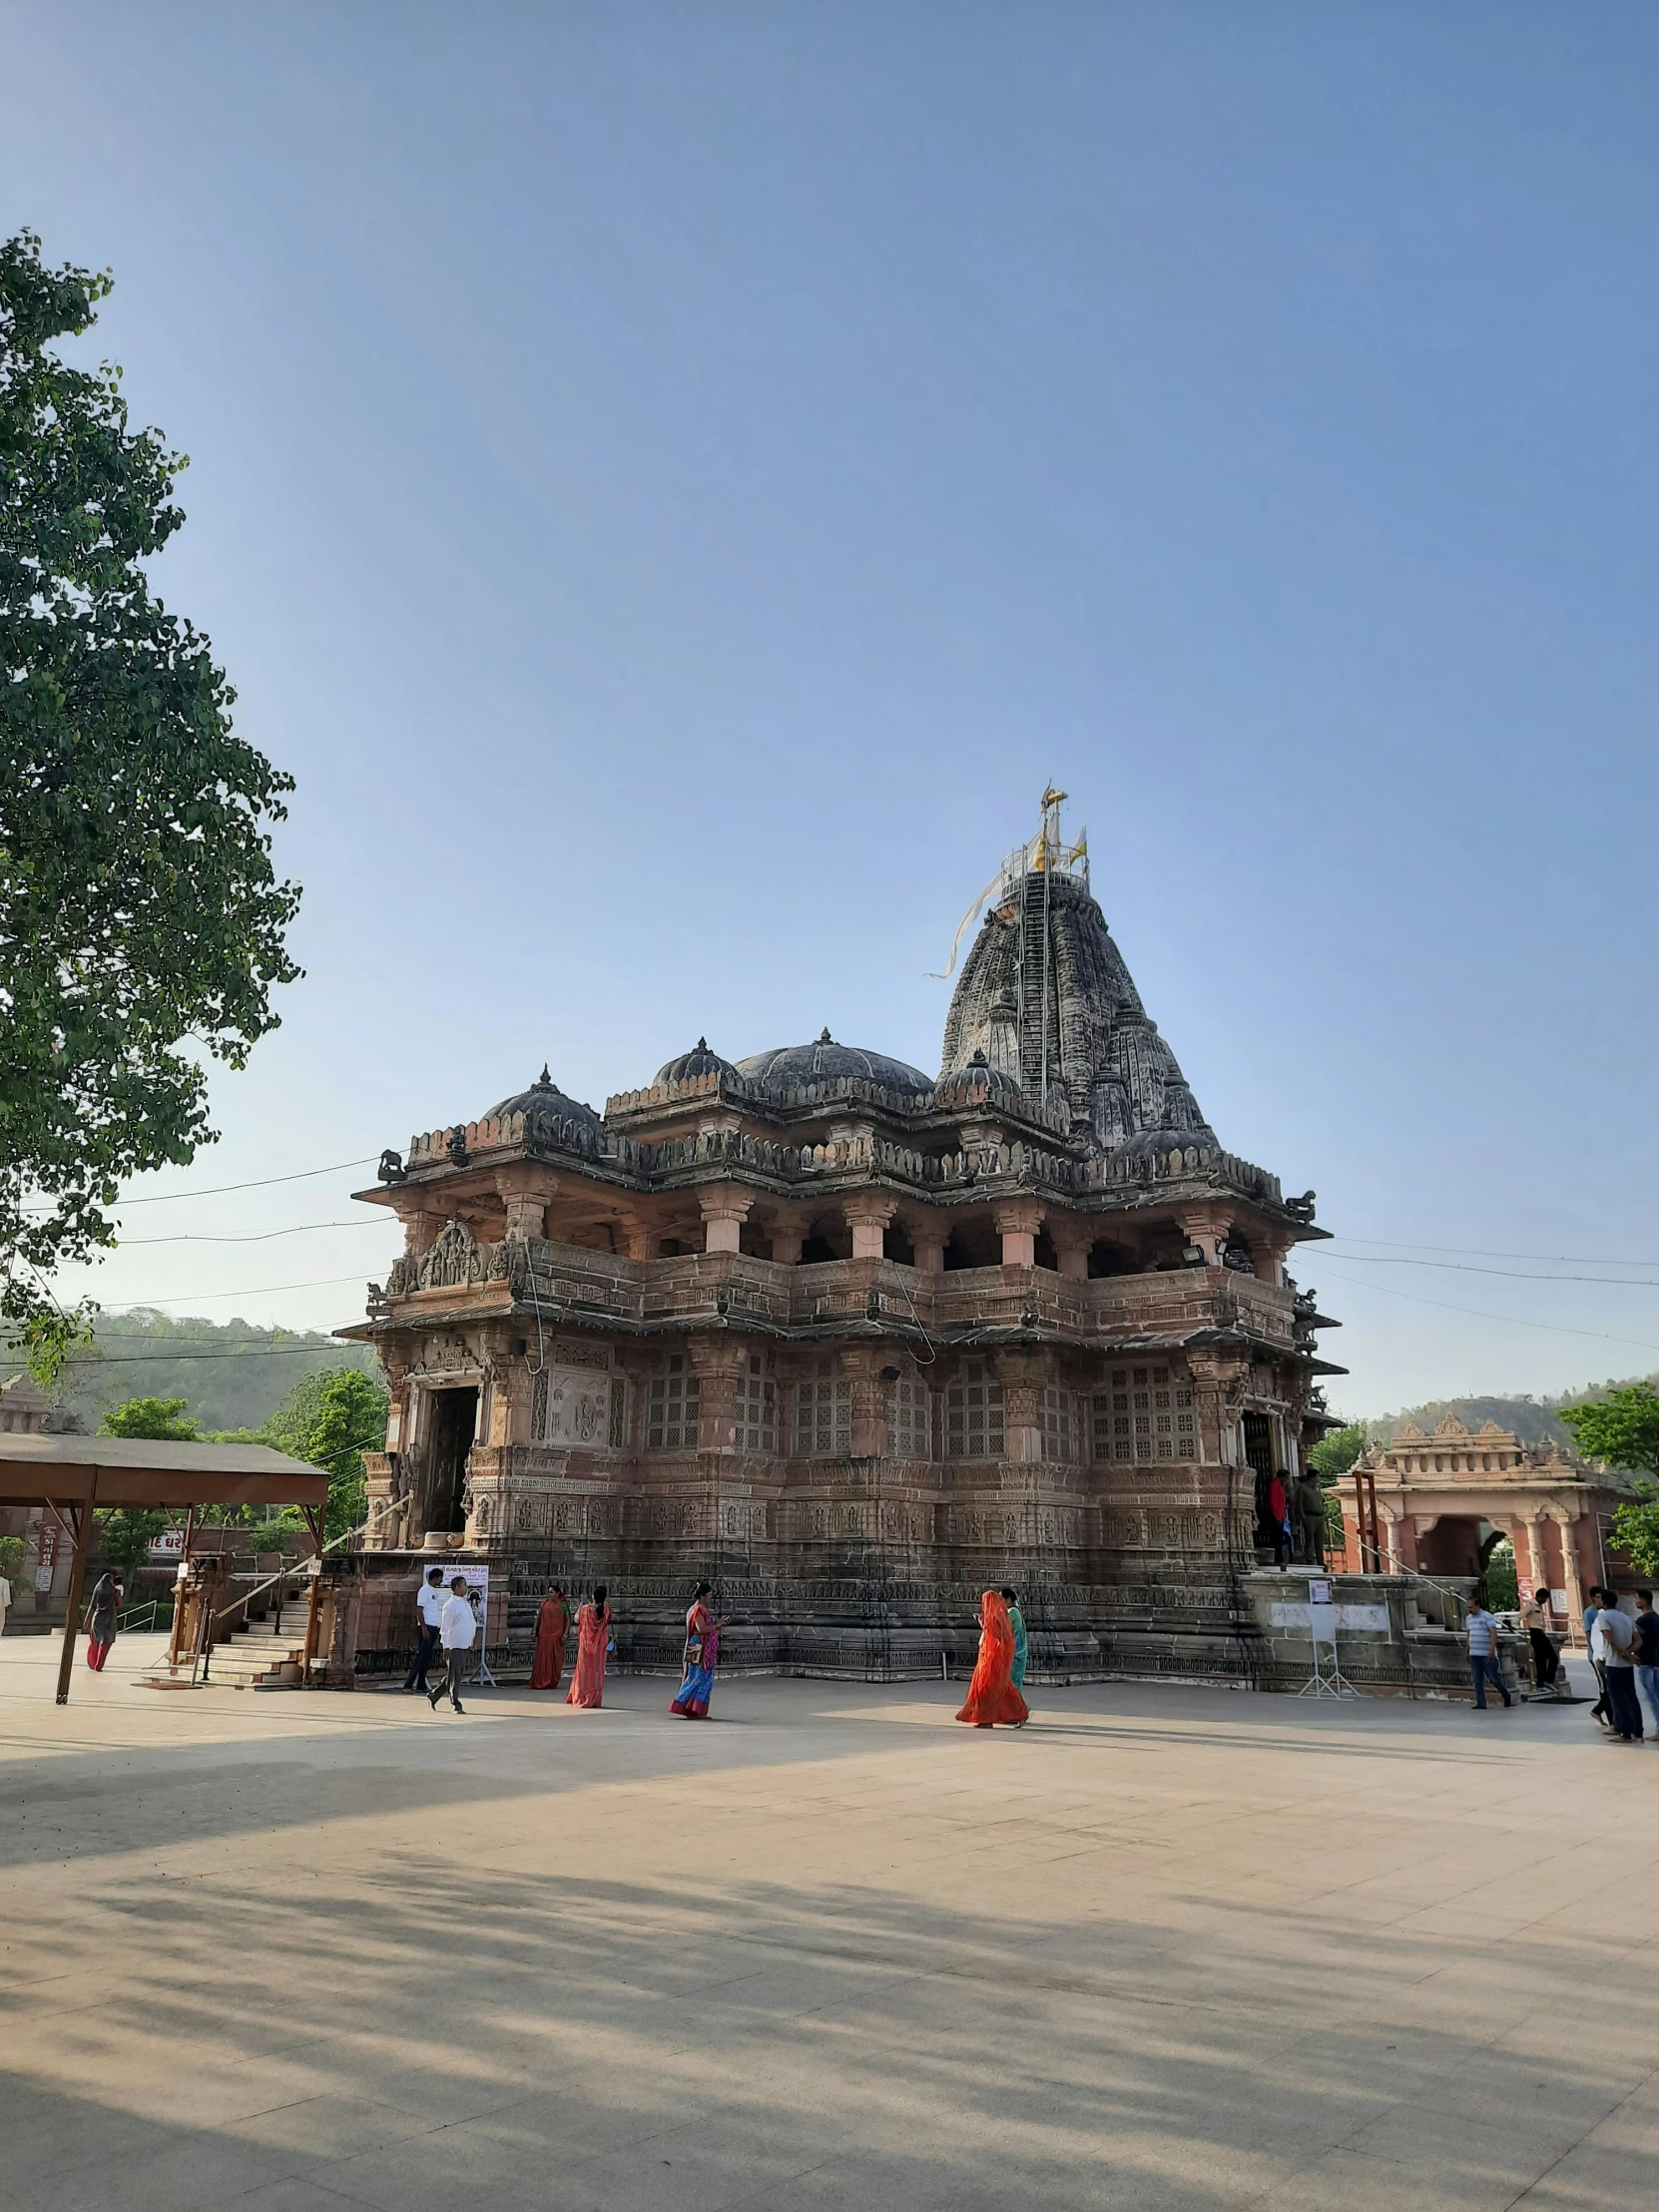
7, 3, 1656, 1416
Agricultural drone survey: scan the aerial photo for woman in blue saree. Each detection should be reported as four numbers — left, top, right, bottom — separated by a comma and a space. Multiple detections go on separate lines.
670, 1582, 731, 1719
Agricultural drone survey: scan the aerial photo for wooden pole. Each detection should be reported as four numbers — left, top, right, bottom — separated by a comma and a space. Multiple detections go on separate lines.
54, 1504, 91, 1708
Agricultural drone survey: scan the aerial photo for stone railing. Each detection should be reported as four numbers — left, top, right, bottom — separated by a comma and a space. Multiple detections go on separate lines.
381, 1232, 1297, 1350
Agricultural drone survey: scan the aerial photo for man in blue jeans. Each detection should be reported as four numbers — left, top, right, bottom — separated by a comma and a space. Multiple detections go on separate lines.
1632, 1592, 1659, 1747
1465, 1599, 1511, 1709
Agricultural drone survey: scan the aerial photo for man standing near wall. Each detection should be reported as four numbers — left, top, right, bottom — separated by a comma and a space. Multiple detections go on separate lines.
1631, 1593, 1659, 1746
403, 1564, 445, 1695
1593, 1597, 1642, 1743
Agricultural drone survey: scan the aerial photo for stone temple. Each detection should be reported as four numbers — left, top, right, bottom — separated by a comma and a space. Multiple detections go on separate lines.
345, 794, 1342, 1681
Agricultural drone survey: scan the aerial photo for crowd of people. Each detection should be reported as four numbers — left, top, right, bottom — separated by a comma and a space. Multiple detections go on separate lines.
410, 1570, 1043, 1729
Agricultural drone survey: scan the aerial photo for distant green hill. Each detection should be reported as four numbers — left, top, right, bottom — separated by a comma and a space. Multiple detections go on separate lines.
1360, 1370, 1659, 1449
4, 1308, 376, 1434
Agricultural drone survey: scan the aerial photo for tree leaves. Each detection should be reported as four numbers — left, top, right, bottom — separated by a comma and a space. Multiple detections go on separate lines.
1, 232, 301, 1376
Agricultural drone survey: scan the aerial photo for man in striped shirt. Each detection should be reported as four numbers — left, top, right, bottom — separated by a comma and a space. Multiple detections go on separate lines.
1465, 1601, 1511, 1709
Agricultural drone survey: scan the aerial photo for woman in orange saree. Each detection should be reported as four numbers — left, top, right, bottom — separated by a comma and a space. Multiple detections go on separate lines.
565, 1585, 611, 1709
530, 1584, 570, 1690
955, 1589, 1029, 1728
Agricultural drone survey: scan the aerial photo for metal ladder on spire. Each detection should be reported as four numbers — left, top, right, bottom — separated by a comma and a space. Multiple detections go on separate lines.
1019, 866, 1052, 1101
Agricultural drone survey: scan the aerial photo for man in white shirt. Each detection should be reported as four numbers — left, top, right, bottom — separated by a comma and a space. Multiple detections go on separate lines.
428, 1576, 477, 1715
0, 1565, 12, 1636
1592, 1596, 1643, 1742
403, 1565, 447, 1695
1464, 1601, 1511, 1710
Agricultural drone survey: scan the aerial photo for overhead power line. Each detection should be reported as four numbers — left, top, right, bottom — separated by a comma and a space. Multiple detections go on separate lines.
1333, 1234, 1659, 1267
118, 1220, 390, 1248
20, 1156, 380, 1216
1320, 1265, 1659, 1358
1328, 1251, 1659, 1290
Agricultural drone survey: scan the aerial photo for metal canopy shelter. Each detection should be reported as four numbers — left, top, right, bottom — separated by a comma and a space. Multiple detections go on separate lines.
0, 1434, 328, 1706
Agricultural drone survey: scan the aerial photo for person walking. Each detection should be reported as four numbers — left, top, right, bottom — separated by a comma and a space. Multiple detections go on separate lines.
1001, 1586, 1029, 1696
1592, 1595, 1643, 1743
1464, 1597, 1511, 1710
403, 1564, 446, 1694
531, 1583, 571, 1691
1631, 1592, 1659, 1746
1520, 1589, 1560, 1693
955, 1590, 1029, 1729
566, 1585, 612, 1710
426, 1574, 476, 1715
84, 1571, 123, 1672
0, 1555, 12, 1637
1583, 1588, 1611, 1728
670, 1582, 732, 1719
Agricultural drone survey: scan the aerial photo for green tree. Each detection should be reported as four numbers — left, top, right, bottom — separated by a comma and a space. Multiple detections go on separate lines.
99, 1393, 199, 1440
264, 1368, 389, 1543
93, 1392, 197, 1580
1, 231, 300, 1380
1558, 1382, 1659, 1478
1307, 1422, 1368, 1479
1560, 1382, 1659, 1582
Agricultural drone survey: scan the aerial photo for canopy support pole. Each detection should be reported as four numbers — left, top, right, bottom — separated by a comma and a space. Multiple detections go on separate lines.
54, 1503, 93, 1707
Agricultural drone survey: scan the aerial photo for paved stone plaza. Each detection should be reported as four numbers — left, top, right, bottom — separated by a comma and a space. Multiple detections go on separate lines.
1, 1638, 1654, 2212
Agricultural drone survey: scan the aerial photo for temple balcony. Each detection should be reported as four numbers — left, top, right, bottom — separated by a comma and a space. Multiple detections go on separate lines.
372, 1235, 1299, 1353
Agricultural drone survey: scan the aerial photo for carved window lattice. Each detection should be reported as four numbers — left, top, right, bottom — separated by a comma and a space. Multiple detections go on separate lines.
946, 1362, 1005, 1459
647, 1358, 700, 1450
1040, 1384, 1077, 1462
1094, 1367, 1194, 1462
736, 1356, 776, 1453
608, 1378, 626, 1449
796, 1363, 850, 1456
531, 1370, 549, 1439
890, 1375, 930, 1458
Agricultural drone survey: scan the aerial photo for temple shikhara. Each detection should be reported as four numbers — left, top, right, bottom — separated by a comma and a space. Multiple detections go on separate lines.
343, 794, 1344, 1680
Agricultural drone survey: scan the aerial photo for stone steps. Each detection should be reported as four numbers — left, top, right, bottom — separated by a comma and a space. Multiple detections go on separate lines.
138, 1619, 307, 1693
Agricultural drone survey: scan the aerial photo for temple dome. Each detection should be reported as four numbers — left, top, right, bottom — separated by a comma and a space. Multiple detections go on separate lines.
654, 1037, 736, 1085
485, 1066, 600, 1134
736, 1029, 931, 1098
931, 1050, 1027, 1114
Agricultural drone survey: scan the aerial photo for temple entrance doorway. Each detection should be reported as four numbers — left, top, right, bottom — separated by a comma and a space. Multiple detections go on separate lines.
425, 1387, 478, 1534
1416, 1513, 1483, 1579
1243, 1412, 1275, 1548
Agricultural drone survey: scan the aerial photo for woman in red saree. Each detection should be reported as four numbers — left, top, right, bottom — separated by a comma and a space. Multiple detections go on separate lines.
955, 1589, 1029, 1728
530, 1584, 570, 1690
565, 1584, 611, 1709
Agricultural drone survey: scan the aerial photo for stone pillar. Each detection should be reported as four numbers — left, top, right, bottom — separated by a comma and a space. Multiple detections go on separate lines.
908, 1217, 947, 1274
1550, 1509, 1586, 1639
1178, 1210, 1228, 1266
396, 1204, 445, 1257
1522, 1517, 1549, 1604
769, 1216, 805, 1266
992, 1200, 1044, 1269
699, 1186, 753, 1255
495, 1165, 553, 1241
618, 1219, 655, 1261
843, 1350, 888, 1458
1379, 1508, 1402, 1573
842, 1194, 897, 1262
993, 1352, 1044, 1463
689, 1344, 746, 1450
1048, 1222, 1093, 1280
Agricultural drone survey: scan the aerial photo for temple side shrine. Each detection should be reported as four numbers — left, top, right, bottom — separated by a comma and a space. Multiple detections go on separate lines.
342, 795, 1345, 1681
